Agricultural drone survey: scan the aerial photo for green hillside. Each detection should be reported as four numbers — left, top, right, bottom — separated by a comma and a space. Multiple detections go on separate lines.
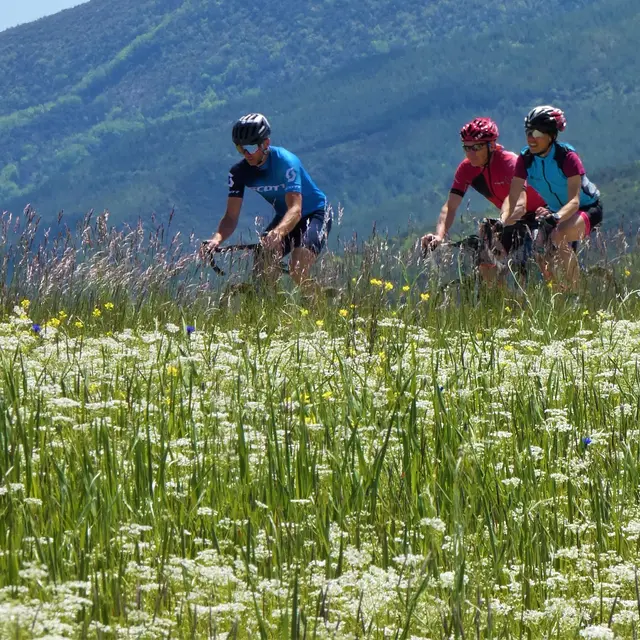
0, 0, 638, 238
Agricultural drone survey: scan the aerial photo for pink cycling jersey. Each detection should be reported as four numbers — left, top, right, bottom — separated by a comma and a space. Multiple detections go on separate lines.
451, 145, 546, 212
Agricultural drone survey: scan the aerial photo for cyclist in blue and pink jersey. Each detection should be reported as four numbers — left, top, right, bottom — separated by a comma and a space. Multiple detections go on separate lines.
504, 105, 603, 290
421, 117, 546, 275
201, 113, 331, 286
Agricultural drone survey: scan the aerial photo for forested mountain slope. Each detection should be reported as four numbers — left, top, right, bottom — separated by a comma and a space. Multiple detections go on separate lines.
0, 0, 637, 237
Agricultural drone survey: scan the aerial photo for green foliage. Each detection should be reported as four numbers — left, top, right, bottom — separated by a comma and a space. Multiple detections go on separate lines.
0, 0, 638, 237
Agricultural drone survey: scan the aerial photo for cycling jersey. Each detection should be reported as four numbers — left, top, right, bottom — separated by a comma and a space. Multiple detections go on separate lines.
228, 146, 327, 221
451, 145, 546, 212
514, 142, 599, 212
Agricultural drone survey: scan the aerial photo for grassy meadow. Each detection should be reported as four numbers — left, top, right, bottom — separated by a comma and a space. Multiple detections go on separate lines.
1, 209, 640, 638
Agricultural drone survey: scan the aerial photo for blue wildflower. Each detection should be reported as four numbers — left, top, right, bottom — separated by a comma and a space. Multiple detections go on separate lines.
32, 324, 41, 334
186, 325, 195, 336
582, 437, 592, 446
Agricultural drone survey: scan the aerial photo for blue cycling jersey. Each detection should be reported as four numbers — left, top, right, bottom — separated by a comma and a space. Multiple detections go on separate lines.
228, 146, 327, 221
518, 142, 599, 212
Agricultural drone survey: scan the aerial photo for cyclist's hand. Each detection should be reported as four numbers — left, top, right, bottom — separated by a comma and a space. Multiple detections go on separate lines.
261, 229, 285, 251
535, 206, 552, 219
200, 237, 221, 260
421, 233, 442, 253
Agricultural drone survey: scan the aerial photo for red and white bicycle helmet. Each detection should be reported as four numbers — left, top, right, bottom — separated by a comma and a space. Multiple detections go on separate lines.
460, 117, 499, 143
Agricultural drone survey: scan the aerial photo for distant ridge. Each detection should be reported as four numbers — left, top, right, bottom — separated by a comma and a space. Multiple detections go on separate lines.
1, 0, 638, 236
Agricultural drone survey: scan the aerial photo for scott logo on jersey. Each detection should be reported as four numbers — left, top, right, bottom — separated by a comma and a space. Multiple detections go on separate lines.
249, 183, 287, 193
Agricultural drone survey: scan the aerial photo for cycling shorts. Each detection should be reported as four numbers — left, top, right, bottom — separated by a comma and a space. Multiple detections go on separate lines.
265, 209, 332, 256
577, 201, 603, 236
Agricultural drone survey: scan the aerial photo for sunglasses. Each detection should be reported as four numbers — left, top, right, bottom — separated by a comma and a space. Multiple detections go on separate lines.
462, 143, 487, 153
525, 129, 547, 139
236, 143, 262, 156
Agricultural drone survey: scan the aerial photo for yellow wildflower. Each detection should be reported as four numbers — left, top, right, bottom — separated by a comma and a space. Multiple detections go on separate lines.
505, 306, 511, 313
321, 390, 333, 400
300, 308, 309, 317
74, 320, 84, 329
92, 308, 102, 318
315, 320, 324, 328
420, 292, 430, 302
58, 310, 68, 320
339, 309, 348, 318
583, 310, 589, 316
104, 302, 115, 311
504, 344, 514, 352
166, 365, 179, 377
384, 281, 394, 291
20, 299, 30, 310
402, 285, 410, 292
624, 269, 631, 278
370, 278, 383, 287
47, 317, 61, 328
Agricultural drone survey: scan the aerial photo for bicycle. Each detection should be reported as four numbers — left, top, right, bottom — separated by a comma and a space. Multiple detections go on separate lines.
422, 217, 542, 300
202, 242, 289, 277
202, 241, 339, 302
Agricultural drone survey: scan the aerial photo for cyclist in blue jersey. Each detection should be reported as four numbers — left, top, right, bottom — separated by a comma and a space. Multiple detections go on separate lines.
201, 113, 331, 286
504, 106, 603, 290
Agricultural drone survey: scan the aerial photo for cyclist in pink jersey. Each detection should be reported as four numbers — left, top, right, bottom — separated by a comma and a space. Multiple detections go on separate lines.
421, 117, 546, 277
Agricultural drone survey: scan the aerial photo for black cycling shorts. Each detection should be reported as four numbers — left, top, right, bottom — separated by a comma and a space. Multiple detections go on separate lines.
577, 201, 603, 236
265, 209, 332, 256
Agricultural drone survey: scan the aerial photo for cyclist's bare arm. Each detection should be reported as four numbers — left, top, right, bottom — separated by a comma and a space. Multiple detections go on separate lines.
262, 192, 302, 250
274, 192, 303, 235
422, 193, 463, 249
202, 197, 242, 254
503, 177, 526, 225
501, 187, 527, 225
555, 175, 581, 222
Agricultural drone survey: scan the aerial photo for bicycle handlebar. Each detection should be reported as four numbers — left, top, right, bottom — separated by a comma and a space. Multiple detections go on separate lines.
201, 241, 261, 275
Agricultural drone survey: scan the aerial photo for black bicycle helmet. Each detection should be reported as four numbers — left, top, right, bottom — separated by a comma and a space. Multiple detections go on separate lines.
524, 105, 567, 136
232, 113, 271, 146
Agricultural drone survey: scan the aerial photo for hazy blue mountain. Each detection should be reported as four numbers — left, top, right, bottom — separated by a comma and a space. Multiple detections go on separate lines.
0, 0, 636, 239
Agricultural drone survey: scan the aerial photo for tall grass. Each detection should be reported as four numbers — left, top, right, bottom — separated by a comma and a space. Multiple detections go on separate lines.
0, 206, 640, 638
